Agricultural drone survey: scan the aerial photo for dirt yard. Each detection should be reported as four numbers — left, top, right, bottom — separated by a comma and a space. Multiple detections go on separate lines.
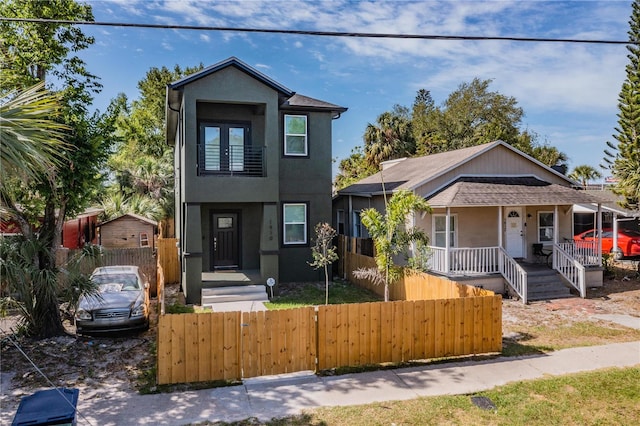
1, 263, 639, 423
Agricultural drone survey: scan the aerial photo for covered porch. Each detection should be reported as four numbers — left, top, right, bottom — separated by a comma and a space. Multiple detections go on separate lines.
419, 177, 604, 303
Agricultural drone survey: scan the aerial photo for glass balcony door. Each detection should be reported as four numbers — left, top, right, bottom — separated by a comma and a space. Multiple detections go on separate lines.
201, 122, 249, 173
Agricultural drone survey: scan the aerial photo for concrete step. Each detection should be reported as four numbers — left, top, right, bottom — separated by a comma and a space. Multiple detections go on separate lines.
527, 273, 573, 301
201, 285, 269, 305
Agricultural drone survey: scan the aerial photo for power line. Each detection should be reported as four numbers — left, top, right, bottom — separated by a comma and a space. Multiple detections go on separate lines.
0, 17, 635, 45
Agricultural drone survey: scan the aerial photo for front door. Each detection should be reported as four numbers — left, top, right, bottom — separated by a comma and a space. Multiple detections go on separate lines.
212, 213, 239, 269
505, 208, 524, 258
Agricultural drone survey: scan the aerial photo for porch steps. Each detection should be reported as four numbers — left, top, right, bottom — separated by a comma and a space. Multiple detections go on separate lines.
201, 285, 269, 306
526, 269, 573, 301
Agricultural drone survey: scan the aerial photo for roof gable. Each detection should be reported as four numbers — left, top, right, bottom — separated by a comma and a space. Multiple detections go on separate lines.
338, 141, 575, 196
168, 56, 294, 96
99, 213, 157, 227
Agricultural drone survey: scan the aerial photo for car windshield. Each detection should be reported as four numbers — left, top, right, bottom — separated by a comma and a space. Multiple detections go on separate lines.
92, 273, 140, 291
622, 229, 640, 237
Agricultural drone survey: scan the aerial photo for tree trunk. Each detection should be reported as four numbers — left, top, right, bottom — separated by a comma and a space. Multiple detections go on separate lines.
31, 197, 66, 337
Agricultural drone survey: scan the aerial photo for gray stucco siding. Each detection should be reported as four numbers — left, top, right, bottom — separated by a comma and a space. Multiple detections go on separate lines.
181, 67, 281, 203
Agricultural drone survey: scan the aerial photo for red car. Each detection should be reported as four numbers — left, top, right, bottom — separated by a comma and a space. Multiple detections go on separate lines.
574, 228, 640, 258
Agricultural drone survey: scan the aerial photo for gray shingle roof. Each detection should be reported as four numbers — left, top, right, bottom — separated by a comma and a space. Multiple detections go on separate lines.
338, 142, 508, 195
281, 93, 347, 114
427, 177, 605, 207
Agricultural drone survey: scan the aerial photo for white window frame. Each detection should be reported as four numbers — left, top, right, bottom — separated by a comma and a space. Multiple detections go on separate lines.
139, 232, 149, 248
284, 114, 308, 156
538, 211, 554, 243
283, 203, 307, 245
432, 214, 457, 248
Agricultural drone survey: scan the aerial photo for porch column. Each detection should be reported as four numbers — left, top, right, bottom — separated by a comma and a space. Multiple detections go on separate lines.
445, 207, 451, 273
260, 202, 279, 284
597, 204, 603, 264
498, 206, 503, 248
182, 203, 203, 305
553, 205, 559, 244
612, 211, 619, 258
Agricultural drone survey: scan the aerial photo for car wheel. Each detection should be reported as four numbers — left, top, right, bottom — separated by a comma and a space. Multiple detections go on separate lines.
611, 247, 624, 260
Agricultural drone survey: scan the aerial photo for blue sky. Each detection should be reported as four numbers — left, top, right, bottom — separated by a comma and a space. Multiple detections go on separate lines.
79, 0, 632, 180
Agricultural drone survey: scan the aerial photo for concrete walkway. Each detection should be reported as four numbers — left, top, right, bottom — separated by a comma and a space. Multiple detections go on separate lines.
72, 340, 640, 426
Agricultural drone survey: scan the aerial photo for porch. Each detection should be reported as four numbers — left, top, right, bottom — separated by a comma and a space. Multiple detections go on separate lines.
202, 269, 264, 287
427, 242, 602, 304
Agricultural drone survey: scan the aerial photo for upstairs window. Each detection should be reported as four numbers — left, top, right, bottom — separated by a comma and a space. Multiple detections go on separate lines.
283, 203, 307, 244
139, 232, 149, 247
284, 115, 307, 156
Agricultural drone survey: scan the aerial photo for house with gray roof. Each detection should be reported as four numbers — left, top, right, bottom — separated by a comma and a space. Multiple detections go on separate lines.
333, 141, 606, 303
166, 57, 346, 304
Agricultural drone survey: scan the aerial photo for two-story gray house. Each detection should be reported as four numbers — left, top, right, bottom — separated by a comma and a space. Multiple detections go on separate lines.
166, 57, 347, 304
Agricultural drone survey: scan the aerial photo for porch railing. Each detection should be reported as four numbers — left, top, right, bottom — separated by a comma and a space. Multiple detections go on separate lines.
427, 246, 447, 273
553, 243, 586, 298
427, 246, 500, 275
498, 248, 528, 304
558, 241, 600, 266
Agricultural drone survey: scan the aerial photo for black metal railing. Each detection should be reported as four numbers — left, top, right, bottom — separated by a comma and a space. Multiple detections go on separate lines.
199, 145, 265, 177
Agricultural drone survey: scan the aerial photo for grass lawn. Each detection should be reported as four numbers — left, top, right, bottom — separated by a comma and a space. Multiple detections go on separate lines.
502, 321, 640, 356
198, 367, 640, 425
264, 279, 382, 310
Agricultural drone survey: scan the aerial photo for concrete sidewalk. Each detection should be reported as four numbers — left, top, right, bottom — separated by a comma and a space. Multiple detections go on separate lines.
75, 340, 640, 425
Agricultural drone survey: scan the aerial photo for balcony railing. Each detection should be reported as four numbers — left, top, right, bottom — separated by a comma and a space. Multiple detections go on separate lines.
199, 145, 265, 177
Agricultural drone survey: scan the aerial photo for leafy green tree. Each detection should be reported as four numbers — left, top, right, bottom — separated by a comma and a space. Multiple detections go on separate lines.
431, 78, 523, 151
602, 0, 640, 210
353, 190, 431, 301
309, 223, 339, 305
412, 89, 443, 156
0, 0, 116, 337
339, 79, 569, 189
0, 0, 100, 99
569, 165, 603, 189
334, 146, 378, 191
104, 65, 203, 231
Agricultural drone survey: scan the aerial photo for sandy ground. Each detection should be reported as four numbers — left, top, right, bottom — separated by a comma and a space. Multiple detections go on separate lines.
1, 262, 639, 423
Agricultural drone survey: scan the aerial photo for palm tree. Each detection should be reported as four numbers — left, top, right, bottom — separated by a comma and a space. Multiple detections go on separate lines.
0, 81, 68, 184
353, 189, 431, 301
569, 165, 603, 189
364, 111, 415, 169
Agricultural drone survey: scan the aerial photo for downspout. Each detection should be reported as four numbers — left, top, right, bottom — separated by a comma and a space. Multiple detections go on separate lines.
597, 204, 603, 265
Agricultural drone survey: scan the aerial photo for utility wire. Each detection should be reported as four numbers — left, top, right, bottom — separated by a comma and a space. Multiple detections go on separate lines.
0, 17, 635, 45
2, 328, 96, 426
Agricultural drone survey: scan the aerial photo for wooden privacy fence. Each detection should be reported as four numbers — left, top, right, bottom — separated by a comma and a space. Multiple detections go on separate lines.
157, 308, 317, 384
157, 238, 179, 284
56, 246, 156, 289
345, 252, 494, 301
157, 275, 502, 384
